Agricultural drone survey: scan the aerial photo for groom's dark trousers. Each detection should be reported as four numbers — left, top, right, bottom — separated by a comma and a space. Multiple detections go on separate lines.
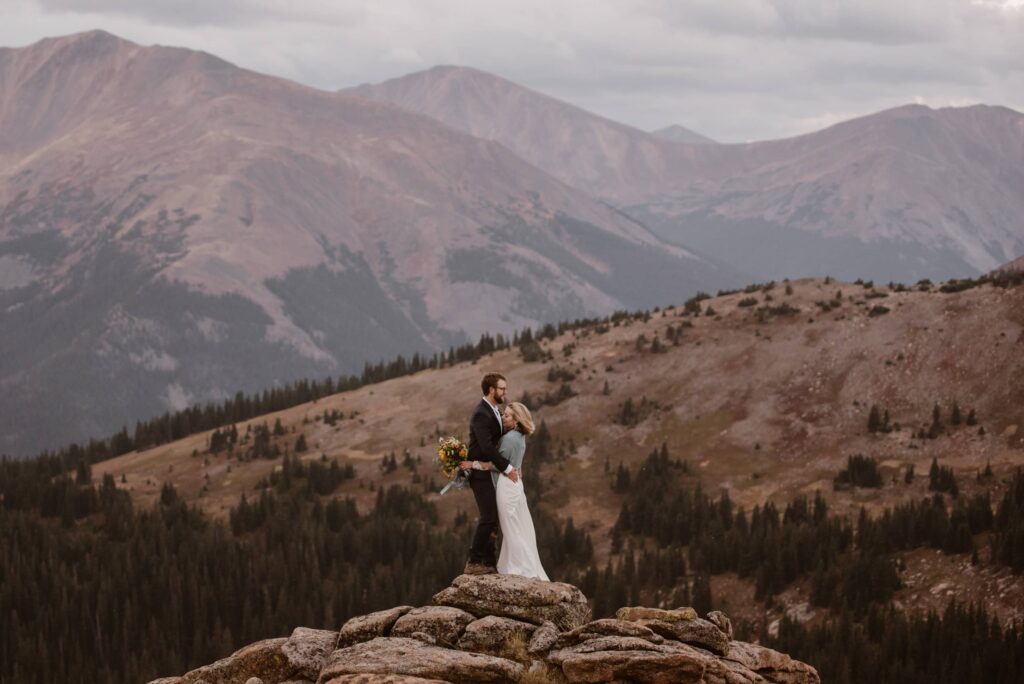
467, 399, 511, 565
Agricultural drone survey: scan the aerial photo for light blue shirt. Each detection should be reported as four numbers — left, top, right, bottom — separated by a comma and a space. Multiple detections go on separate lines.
491, 431, 525, 488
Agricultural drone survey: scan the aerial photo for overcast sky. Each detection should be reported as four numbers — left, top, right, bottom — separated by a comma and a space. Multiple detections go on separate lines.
2, 0, 1022, 141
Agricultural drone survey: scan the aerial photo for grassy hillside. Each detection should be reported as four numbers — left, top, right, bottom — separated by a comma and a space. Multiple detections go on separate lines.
90, 275, 1024, 628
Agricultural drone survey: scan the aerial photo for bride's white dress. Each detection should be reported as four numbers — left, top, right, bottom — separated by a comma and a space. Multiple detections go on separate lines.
492, 430, 549, 581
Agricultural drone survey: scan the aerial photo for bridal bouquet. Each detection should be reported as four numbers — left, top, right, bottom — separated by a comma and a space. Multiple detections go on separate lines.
437, 436, 469, 495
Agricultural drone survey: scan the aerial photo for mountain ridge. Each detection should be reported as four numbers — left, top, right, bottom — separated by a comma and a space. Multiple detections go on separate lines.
0, 30, 733, 457
351, 65, 1024, 281
651, 123, 717, 145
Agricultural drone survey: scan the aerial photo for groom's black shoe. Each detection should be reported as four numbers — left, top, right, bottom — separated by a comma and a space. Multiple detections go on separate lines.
463, 562, 497, 575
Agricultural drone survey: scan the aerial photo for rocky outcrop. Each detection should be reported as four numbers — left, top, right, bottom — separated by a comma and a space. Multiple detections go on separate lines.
637, 618, 731, 656
456, 615, 537, 656
154, 627, 337, 684
432, 573, 591, 630
317, 638, 524, 683
526, 620, 559, 654
390, 607, 475, 648
336, 607, 414, 649
150, 574, 819, 684
725, 641, 822, 684
615, 606, 698, 622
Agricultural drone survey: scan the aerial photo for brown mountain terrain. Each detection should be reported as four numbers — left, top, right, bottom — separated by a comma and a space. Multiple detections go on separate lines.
352, 67, 1024, 282
0, 31, 733, 457
93, 277, 1024, 631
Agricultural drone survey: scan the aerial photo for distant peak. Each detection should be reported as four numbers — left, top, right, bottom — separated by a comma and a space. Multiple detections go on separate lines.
651, 124, 716, 145
880, 102, 1021, 118
36, 29, 135, 50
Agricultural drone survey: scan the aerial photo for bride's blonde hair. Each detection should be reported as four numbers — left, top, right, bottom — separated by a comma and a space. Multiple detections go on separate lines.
507, 402, 535, 436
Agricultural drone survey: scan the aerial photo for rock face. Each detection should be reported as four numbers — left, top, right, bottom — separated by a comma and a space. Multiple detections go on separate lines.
432, 573, 591, 630
725, 641, 822, 684
336, 607, 414, 648
390, 607, 476, 648
456, 615, 537, 656
638, 618, 731, 656
162, 627, 337, 684
616, 606, 698, 622
150, 575, 819, 684
317, 638, 524, 683
526, 620, 560, 654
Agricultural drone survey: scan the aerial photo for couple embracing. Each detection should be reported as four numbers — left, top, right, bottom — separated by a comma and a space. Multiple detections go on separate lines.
460, 373, 549, 581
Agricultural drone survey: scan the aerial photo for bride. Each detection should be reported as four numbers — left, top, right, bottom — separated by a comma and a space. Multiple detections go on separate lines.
462, 401, 548, 580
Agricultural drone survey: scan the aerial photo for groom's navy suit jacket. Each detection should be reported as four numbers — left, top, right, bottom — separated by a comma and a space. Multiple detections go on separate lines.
467, 399, 510, 480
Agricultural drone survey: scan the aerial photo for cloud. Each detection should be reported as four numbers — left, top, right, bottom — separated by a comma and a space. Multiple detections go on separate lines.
2, 0, 1021, 141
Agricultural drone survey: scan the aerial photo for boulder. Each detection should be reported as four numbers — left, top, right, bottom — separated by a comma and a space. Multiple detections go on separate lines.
456, 615, 538, 657
555, 619, 664, 648
638, 618, 730, 656
316, 637, 524, 684
245, 678, 264, 684
552, 638, 766, 684
432, 574, 591, 630
615, 607, 698, 622
282, 628, 338, 680
527, 620, 560, 655
179, 638, 292, 684
555, 643, 710, 683
175, 627, 337, 684
707, 612, 733, 640
723, 641, 821, 684
391, 606, 475, 647
336, 607, 415, 649
549, 636, 677, 665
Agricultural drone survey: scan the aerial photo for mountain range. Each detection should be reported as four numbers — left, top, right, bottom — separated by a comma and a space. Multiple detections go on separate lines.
2, 29, 1022, 456
0, 31, 729, 456
352, 66, 1024, 282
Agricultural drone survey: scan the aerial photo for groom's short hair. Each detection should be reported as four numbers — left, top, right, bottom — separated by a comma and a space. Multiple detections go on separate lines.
481, 373, 506, 395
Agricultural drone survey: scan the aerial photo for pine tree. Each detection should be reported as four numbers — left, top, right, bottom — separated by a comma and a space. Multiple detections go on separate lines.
868, 405, 882, 433
692, 574, 713, 613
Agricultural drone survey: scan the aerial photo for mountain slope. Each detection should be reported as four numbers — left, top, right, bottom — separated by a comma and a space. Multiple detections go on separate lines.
352, 67, 1024, 282
92, 277, 1024, 626
0, 32, 734, 457
346, 65, 697, 202
999, 255, 1024, 273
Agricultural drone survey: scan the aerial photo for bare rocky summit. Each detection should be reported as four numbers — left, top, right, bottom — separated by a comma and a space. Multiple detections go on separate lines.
149, 574, 819, 684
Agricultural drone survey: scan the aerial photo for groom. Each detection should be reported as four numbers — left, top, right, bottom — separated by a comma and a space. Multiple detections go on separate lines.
464, 372, 520, 575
